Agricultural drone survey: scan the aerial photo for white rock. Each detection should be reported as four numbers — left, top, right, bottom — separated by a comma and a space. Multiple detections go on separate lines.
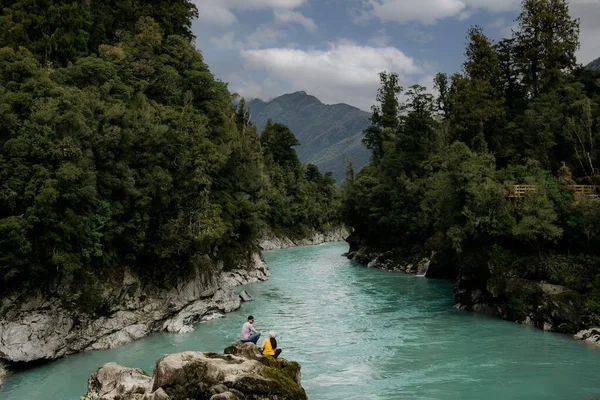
0, 362, 7, 388
80, 362, 152, 400
0, 252, 269, 366
259, 225, 349, 250
574, 328, 600, 347
239, 290, 253, 302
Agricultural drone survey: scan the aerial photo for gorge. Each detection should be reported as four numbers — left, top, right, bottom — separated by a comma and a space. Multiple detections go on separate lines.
2, 242, 600, 399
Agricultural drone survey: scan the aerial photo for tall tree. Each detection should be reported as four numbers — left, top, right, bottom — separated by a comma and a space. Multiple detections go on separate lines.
362, 71, 402, 160
449, 27, 504, 153
515, 0, 580, 97
434, 73, 450, 118
260, 120, 301, 171
496, 38, 527, 114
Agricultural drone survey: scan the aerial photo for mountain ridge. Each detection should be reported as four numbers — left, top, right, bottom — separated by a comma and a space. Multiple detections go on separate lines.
248, 91, 371, 182
587, 57, 600, 71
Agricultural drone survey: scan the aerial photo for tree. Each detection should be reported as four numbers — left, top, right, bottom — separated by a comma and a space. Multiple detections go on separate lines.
304, 164, 323, 183
496, 38, 527, 114
434, 73, 450, 117
260, 120, 301, 171
0, 0, 198, 66
449, 27, 504, 153
515, 0, 580, 97
565, 95, 599, 180
396, 84, 437, 174
363, 72, 402, 160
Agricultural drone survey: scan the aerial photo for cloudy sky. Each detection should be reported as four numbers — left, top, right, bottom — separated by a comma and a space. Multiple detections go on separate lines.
191, 0, 600, 111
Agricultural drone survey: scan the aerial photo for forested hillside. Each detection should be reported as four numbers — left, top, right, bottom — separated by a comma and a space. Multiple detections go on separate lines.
248, 92, 371, 182
0, 1, 340, 299
343, 0, 600, 332
588, 57, 600, 71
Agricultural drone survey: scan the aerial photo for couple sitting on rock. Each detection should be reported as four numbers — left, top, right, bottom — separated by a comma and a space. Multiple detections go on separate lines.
240, 315, 282, 359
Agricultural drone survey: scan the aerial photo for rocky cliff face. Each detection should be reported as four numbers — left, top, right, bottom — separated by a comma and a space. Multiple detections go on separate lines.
259, 225, 349, 251
0, 254, 269, 369
454, 269, 600, 345
81, 342, 307, 400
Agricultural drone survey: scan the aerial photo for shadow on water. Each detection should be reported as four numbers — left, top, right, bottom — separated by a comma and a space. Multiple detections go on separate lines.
2, 241, 600, 400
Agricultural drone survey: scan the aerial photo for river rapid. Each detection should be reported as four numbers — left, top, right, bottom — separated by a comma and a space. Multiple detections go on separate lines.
2, 242, 600, 399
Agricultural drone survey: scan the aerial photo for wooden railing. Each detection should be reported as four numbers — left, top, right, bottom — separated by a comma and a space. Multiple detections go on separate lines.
508, 184, 599, 198
508, 185, 537, 198
569, 185, 598, 196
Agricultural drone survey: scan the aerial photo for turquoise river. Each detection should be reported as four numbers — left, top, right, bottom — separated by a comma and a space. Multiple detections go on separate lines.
2, 242, 600, 399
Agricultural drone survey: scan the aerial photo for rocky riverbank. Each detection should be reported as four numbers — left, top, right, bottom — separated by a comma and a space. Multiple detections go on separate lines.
0, 362, 7, 388
0, 253, 269, 370
346, 233, 600, 348
454, 272, 600, 348
81, 342, 307, 400
259, 225, 349, 251
0, 228, 349, 379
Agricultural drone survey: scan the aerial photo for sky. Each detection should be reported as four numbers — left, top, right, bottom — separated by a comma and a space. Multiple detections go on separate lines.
191, 0, 600, 111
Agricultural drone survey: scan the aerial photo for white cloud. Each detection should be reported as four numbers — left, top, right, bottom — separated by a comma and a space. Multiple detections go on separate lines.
239, 41, 424, 110
274, 9, 318, 32
196, 4, 238, 26
195, 0, 307, 25
361, 0, 599, 64
571, 0, 600, 64
366, 0, 465, 25
363, 0, 519, 25
368, 29, 390, 47
246, 26, 288, 49
209, 32, 239, 49
208, 26, 287, 50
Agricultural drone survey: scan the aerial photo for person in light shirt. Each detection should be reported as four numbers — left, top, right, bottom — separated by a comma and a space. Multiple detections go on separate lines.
240, 315, 261, 344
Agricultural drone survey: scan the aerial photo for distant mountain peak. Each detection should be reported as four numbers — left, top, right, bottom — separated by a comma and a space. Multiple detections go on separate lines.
247, 92, 371, 183
587, 57, 600, 71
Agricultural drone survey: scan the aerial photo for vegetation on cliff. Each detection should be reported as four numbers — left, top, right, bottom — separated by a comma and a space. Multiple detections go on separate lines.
342, 0, 600, 329
0, 1, 340, 298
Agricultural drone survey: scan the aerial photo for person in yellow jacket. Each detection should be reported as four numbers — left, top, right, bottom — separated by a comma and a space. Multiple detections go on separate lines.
259, 331, 282, 358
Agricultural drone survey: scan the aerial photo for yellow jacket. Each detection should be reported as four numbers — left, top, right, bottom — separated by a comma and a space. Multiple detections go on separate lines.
261, 337, 275, 356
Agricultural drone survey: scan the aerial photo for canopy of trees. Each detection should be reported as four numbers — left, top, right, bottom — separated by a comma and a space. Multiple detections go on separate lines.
0, 1, 340, 300
343, 0, 600, 321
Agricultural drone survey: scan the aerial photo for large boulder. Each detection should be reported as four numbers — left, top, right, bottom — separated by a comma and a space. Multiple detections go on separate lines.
224, 341, 263, 361
81, 345, 307, 400
80, 362, 152, 400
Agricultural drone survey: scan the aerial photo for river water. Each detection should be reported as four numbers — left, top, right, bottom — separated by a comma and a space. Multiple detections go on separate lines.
2, 242, 600, 400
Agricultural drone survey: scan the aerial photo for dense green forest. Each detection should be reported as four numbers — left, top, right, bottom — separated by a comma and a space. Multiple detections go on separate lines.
0, 0, 340, 296
343, 0, 600, 328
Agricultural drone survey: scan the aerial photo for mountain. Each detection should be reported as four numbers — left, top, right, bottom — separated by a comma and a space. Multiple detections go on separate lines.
587, 57, 600, 71
248, 91, 371, 182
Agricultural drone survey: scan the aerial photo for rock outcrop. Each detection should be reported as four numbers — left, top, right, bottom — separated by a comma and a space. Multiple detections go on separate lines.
345, 232, 600, 348
0, 362, 7, 388
0, 254, 269, 368
363, 251, 431, 276
239, 290, 253, 302
574, 328, 600, 347
454, 273, 600, 347
260, 225, 349, 251
81, 343, 307, 400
